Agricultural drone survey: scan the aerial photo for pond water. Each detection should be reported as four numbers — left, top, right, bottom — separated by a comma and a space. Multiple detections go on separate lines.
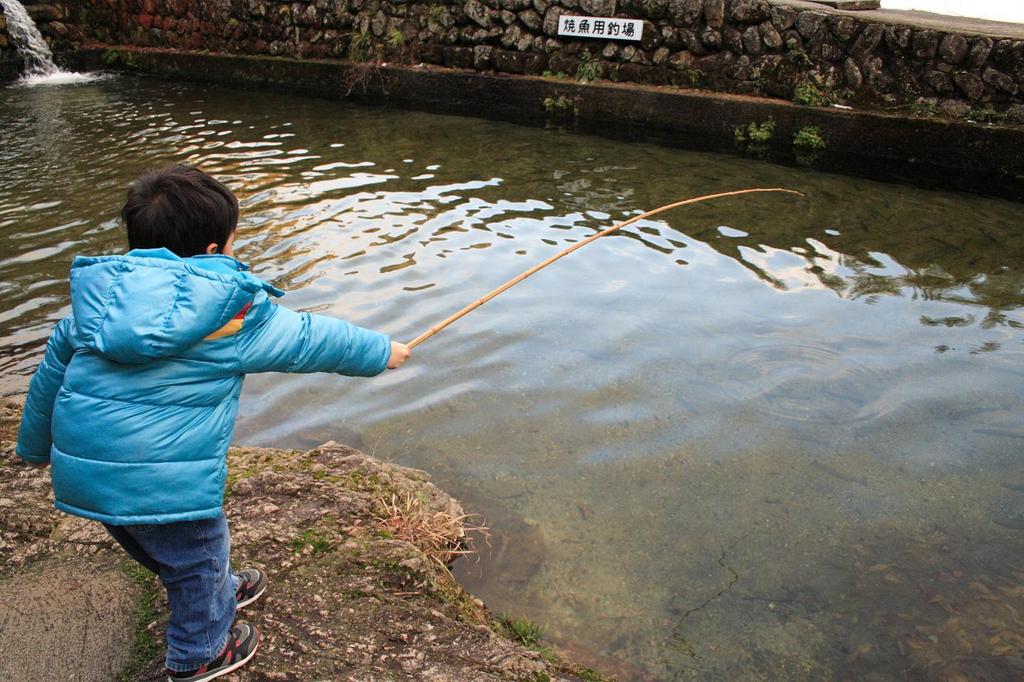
2, 75, 1023, 680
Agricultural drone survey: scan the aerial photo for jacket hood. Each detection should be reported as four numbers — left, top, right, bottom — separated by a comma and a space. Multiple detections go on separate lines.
70, 248, 284, 364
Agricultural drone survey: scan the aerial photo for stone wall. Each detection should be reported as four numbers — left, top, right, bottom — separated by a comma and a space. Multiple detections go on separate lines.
0, 1, 75, 65
23, 1, 74, 51
0, 3, 12, 60
45, 0, 1024, 117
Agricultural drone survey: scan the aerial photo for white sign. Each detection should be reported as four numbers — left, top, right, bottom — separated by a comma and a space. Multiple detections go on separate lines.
558, 15, 644, 41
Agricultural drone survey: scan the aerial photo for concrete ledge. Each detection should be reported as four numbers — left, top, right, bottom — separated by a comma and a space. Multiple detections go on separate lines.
775, 1, 1024, 39
72, 47, 1024, 201
804, 1, 881, 11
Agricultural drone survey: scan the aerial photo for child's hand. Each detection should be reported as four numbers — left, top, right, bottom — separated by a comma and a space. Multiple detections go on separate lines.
387, 341, 410, 369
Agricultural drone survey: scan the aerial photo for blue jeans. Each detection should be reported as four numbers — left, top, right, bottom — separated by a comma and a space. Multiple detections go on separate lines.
104, 513, 237, 672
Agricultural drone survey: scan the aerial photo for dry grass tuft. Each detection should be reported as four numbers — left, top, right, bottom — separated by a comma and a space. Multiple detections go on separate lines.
374, 491, 490, 574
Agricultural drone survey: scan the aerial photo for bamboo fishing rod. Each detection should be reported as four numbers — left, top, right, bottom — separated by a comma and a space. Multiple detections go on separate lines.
406, 187, 804, 349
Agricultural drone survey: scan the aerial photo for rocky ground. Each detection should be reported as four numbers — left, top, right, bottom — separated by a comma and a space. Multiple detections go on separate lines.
0, 401, 606, 682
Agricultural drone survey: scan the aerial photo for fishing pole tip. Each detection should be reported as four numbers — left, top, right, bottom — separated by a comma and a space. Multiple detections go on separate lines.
738, 188, 805, 197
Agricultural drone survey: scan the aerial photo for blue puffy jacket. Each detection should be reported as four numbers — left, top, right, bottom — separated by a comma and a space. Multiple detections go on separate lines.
15, 248, 392, 525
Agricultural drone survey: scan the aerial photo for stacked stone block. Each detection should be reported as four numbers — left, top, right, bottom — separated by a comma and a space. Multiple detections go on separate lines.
0, 4, 12, 62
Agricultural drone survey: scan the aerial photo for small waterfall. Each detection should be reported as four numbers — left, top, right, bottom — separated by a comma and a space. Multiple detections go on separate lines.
1, 0, 99, 85
0, 0, 60, 77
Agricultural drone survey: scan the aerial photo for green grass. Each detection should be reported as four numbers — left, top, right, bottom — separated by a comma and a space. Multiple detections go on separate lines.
680, 68, 702, 87
118, 562, 161, 682
101, 48, 137, 69
792, 81, 826, 107
970, 106, 1007, 123
575, 51, 604, 83
498, 613, 544, 647
292, 528, 333, 554
908, 101, 940, 118
349, 31, 372, 61
543, 95, 579, 121
495, 613, 557, 662
734, 118, 776, 145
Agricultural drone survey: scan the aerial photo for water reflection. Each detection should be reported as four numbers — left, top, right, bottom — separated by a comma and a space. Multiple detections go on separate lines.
1, 75, 1023, 679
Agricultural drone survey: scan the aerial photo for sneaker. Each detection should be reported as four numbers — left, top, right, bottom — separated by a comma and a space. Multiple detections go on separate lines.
166, 622, 260, 681
235, 567, 268, 609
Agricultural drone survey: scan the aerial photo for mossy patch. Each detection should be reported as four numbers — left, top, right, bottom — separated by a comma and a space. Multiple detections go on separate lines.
101, 48, 137, 69
792, 81, 826, 107
970, 106, 1007, 124
794, 126, 827, 151
576, 50, 604, 84
544, 95, 579, 121
117, 562, 160, 682
428, 570, 488, 624
735, 118, 776, 147
793, 125, 827, 166
291, 527, 334, 554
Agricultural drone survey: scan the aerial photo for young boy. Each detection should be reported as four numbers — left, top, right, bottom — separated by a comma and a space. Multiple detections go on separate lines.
15, 165, 410, 681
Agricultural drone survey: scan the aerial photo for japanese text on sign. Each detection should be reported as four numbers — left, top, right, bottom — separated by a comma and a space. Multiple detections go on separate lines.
557, 15, 644, 41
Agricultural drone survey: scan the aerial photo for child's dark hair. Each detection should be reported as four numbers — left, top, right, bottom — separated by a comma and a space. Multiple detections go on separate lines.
122, 165, 239, 257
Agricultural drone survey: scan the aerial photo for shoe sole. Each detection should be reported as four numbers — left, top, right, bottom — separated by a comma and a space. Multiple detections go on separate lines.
236, 581, 267, 610
166, 634, 260, 682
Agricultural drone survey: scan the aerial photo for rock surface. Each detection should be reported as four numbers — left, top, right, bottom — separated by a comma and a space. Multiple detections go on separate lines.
0, 401, 601, 681
0, 556, 139, 681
